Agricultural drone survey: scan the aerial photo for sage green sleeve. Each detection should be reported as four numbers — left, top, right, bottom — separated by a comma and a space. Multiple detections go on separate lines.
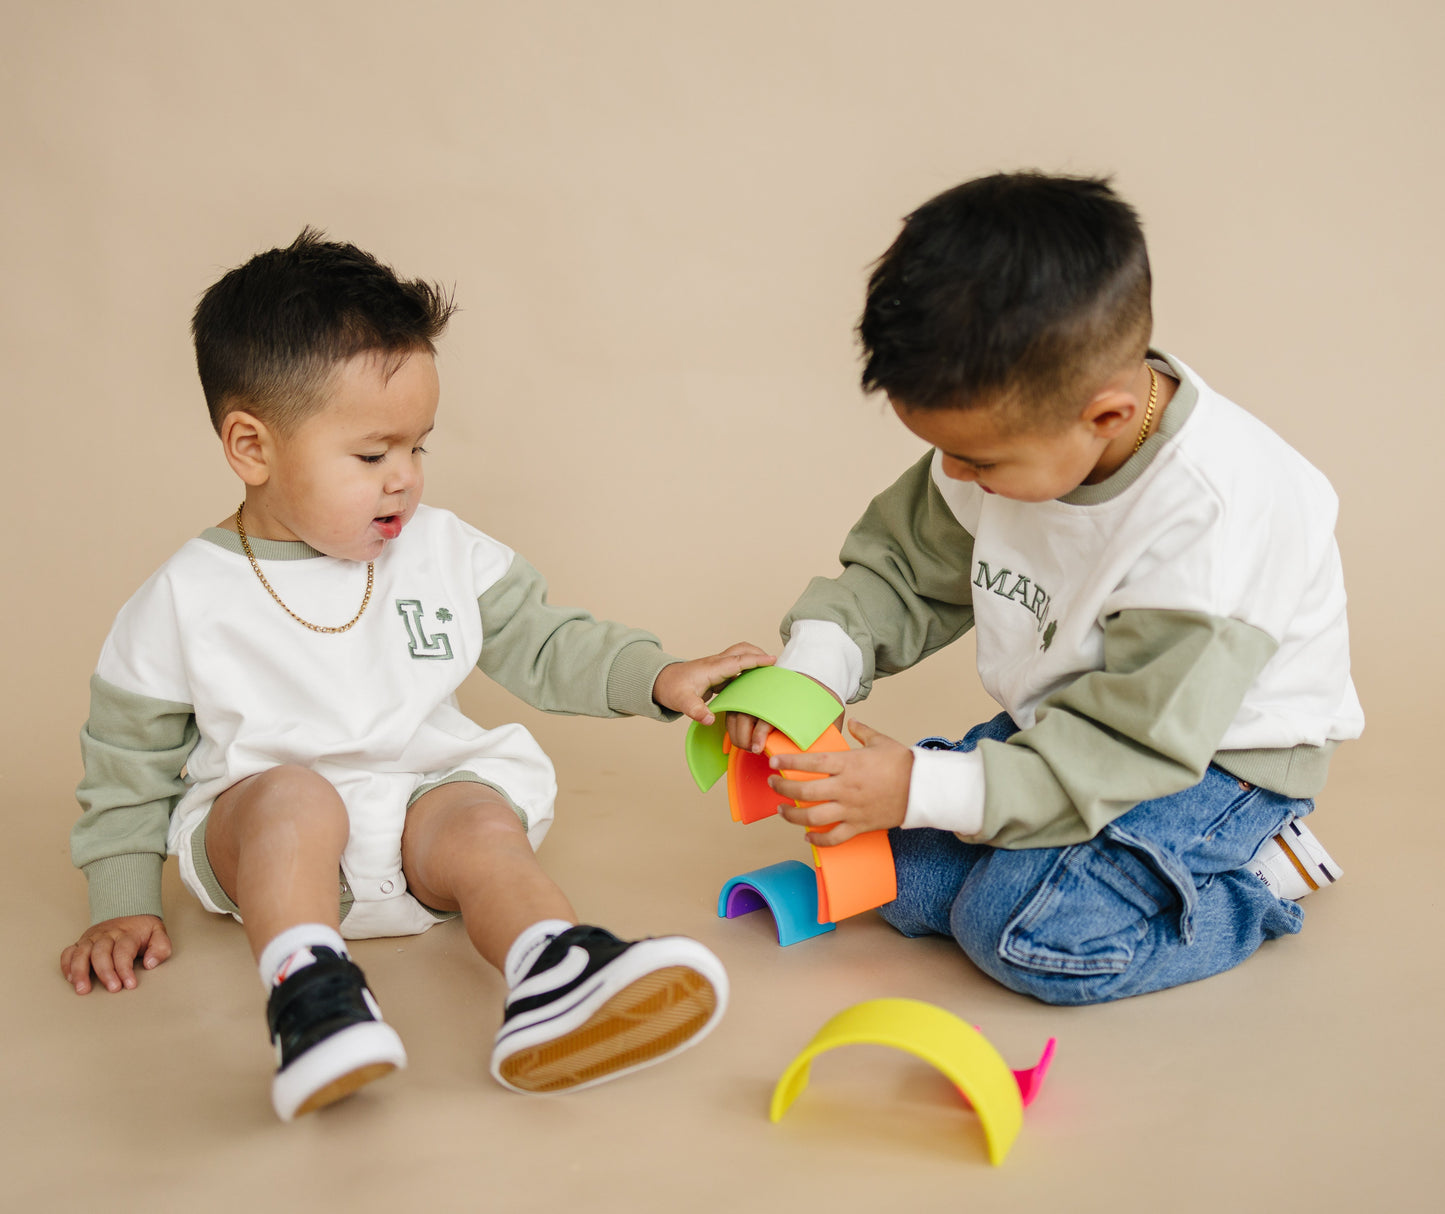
477, 554, 681, 720
976, 609, 1279, 848
72, 674, 199, 923
782, 453, 976, 700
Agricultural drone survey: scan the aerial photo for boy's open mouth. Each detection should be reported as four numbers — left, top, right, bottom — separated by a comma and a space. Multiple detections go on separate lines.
373, 515, 403, 540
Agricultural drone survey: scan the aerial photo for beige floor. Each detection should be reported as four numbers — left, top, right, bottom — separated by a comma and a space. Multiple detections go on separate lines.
9, 700, 1440, 1213
6, 2, 1444, 1210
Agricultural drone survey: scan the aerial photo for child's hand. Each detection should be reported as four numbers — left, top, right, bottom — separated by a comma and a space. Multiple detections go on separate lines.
767, 720, 912, 846
60, 915, 173, 994
653, 642, 775, 724
726, 711, 773, 754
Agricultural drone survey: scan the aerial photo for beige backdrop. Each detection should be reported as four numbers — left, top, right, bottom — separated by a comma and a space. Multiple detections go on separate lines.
4, 2, 1442, 1211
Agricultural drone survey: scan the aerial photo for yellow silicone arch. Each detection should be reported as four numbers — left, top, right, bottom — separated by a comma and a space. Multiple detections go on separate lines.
769, 998, 1024, 1165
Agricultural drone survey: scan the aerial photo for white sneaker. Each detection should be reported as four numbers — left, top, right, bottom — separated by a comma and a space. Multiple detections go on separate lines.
1247, 819, 1344, 900
491, 925, 728, 1095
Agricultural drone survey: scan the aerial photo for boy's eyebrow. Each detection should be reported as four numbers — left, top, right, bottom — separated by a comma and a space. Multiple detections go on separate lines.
360, 424, 435, 443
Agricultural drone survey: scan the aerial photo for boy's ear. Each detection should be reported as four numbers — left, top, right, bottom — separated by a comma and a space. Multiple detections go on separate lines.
1080, 386, 1139, 441
220, 409, 276, 487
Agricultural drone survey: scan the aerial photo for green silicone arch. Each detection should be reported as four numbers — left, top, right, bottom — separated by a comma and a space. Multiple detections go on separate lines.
685, 665, 844, 792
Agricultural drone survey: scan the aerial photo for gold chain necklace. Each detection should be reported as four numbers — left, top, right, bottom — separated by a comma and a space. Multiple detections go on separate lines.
1132, 364, 1159, 455
235, 503, 374, 634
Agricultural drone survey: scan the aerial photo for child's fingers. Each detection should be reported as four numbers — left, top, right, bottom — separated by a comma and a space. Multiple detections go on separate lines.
143, 926, 173, 970
778, 802, 856, 846
704, 648, 774, 692
60, 943, 92, 994
849, 719, 883, 744
88, 939, 122, 994
768, 749, 844, 775
770, 774, 837, 803
778, 800, 841, 829
112, 935, 141, 990
726, 712, 755, 749
726, 711, 773, 752
719, 641, 774, 665
681, 695, 715, 726
803, 821, 857, 848
768, 780, 838, 803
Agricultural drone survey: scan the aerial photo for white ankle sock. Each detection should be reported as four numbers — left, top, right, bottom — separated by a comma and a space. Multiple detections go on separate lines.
504, 919, 575, 988
258, 923, 347, 989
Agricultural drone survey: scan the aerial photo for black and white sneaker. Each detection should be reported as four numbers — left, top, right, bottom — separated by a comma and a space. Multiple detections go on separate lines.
491, 925, 728, 1094
266, 946, 407, 1121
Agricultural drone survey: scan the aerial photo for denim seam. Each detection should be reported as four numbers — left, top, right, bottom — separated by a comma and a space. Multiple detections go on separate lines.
1200, 784, 1261, 842
1105, 824, 1200, 946
1093, 847, 1167, 908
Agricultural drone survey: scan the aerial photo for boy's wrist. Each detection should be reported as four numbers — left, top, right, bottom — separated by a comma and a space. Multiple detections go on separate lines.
902, 747, 986, 836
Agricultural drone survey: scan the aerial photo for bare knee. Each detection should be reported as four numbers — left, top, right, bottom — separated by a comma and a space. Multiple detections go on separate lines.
416, 791, 528, 856
212, 764, 349, 852
402, 786, 531, 903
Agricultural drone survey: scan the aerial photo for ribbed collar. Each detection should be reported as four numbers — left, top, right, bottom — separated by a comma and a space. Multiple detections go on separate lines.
1057, 350, 1198, 506
200, 527, 325, 561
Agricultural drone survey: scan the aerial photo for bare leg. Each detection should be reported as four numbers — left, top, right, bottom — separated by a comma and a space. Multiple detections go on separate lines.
401, 781, 575, 970
206, 764, 349, 961
207, 765, 404, 1121
403, 781, 728, 1095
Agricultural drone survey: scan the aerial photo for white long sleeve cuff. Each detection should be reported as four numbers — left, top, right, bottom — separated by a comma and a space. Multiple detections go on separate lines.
777, 620, 864, 705
903, 746, 986, 836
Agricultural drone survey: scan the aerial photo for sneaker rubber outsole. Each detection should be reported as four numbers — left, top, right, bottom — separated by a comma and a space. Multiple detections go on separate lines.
492, 940, 727, 1094
273, 1020, 407, 1121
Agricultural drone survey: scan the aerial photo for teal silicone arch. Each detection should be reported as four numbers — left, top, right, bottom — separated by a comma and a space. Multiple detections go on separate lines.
717, 860, 836, 947
685, 665, 844, 791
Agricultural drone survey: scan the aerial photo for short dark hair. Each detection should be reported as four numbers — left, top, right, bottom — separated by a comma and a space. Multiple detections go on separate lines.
859, 173, 1151, 425
192, 228, 455, 434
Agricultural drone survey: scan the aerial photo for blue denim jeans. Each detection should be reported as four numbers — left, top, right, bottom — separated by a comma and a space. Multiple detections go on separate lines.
878, 713, 1308, 1005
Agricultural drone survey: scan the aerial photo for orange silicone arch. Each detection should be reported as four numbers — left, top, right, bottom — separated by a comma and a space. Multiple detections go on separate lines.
726, 723, 850, 824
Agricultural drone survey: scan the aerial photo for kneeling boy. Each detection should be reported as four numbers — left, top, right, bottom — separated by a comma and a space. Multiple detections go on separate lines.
732, 174, 1363, 1004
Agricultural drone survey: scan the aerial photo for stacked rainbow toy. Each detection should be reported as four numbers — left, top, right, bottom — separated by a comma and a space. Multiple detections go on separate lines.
685, 666, 897, 942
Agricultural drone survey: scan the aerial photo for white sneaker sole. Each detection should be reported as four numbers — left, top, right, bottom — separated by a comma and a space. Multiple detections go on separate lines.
272, 1020, 407, 1121
491, 938, 728, 1095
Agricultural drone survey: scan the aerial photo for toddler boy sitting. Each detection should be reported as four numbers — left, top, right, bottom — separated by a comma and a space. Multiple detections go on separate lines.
62, 230, 768, 1118
731, 173, 1363, 1004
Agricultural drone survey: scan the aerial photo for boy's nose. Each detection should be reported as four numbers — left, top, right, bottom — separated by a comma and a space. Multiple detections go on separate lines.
385, 457, 422, 494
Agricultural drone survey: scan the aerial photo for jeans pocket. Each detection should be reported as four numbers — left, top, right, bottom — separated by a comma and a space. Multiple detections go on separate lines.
998, 836, 1181, 976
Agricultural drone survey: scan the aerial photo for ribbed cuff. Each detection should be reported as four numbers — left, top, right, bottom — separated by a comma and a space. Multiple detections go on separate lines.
778, 620, 863, 704
606, 641, 682, 720
84, 853, 165, 923
903, 747, 986, 836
